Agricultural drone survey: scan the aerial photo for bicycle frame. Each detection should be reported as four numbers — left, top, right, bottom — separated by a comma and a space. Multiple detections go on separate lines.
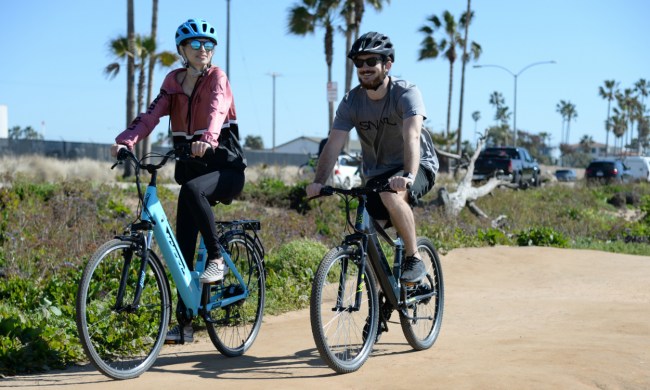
343, 194, 404, 309
128, 168, 250, 318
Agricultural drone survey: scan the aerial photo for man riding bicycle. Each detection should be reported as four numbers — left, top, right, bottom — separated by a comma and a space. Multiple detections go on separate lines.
306, 31, 438, 283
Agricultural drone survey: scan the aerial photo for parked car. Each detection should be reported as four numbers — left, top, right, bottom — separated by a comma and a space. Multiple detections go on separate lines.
585, 160, 630, 184
472, 146, 541, 188
554, 169, 577, 182
332, 154, 362, 189
622, 156, 650, 182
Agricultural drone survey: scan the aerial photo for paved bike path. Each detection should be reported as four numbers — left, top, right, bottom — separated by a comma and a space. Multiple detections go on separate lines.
4, 247, 649, 389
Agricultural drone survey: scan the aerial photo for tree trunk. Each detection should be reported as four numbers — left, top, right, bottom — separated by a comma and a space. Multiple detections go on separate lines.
124, 0, 136, 177
456, 0, 471, 156
445, 60, 454, 139
437, 135, 509, 218
143, 0, 158, 156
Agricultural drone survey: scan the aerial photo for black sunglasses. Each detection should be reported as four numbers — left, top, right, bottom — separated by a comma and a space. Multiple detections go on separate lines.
188, 40, 215, 51
353, 56, 384, 68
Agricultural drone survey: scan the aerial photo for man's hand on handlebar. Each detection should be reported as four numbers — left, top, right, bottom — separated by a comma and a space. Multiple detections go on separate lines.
387, 175, 413, 192
306, 182, 324, 199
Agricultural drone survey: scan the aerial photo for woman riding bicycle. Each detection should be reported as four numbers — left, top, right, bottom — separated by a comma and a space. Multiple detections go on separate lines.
111, 18, 246, 344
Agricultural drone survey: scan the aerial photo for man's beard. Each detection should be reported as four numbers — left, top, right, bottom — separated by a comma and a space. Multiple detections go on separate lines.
358, 71, 386, 90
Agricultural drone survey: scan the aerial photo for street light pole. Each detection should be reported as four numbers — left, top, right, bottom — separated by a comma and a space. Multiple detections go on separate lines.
474, 60, 556, 146
268, 72, 281, 152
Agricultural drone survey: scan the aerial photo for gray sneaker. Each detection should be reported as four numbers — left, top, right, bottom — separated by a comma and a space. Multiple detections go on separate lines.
200, 261, 229, 284
401, 256, 427, 283
165, 324, 193, 344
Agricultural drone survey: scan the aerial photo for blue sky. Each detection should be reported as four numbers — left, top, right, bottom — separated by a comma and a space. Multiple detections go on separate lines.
1, 0, 649, 150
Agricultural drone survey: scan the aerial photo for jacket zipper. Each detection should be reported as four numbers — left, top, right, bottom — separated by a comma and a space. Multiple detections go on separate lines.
186, 74, 203, 138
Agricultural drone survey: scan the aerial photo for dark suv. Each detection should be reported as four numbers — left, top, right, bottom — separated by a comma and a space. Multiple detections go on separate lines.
585, 160, 629, 183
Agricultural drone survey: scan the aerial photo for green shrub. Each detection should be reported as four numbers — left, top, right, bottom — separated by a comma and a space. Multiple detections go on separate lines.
477, 228, 513, 246
516, 227, 569, 248
0, 274, 84, 376
264, 239, 327, 314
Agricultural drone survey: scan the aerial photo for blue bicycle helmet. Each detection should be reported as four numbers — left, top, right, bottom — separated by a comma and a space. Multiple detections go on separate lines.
175, 18, 218, 46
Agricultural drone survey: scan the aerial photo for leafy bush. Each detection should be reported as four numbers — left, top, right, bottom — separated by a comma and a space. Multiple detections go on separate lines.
516, 227, 569, 248
477, 228, 513, 246
264, 239, 327, 314
0, 271, 84, 376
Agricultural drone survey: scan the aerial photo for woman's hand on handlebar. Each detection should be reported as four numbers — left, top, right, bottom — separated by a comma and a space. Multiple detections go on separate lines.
111, 144, 127, 158
191, 141, 212, 158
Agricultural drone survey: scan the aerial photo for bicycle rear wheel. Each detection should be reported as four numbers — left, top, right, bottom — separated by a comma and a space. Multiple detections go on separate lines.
310, 246, 378, 374
399, 237, 444, 350
205, 232, 265, 357
76, 239, 171, 380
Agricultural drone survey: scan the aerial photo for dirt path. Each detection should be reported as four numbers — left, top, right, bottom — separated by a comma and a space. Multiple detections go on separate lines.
4, 247, 649, 389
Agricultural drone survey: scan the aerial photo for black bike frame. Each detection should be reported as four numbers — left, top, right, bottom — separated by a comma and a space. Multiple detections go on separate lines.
345, 194, 405, 309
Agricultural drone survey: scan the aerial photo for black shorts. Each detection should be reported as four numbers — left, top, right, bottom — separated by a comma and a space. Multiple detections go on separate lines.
364, 165, 435, 221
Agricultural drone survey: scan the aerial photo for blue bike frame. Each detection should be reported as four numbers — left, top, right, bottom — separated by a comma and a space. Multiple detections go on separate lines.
140, 182, 249, 316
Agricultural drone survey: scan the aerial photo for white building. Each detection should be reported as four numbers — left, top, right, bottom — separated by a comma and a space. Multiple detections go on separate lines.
0, 105, 7, 139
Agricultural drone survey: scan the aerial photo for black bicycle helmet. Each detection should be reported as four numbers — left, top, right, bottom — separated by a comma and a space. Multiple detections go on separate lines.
347, 31, 395, 62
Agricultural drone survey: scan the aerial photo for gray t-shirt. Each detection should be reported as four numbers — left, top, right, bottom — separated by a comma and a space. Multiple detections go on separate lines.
333, 77, 439, 178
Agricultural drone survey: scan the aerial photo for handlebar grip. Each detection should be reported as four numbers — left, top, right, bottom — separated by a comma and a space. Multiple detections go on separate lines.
117, 147, 131, 161
320, 186, 334, 196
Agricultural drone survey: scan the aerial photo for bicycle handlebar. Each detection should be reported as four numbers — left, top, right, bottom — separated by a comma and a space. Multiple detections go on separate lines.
313, 183, 396, 200
112, 144, 208, 174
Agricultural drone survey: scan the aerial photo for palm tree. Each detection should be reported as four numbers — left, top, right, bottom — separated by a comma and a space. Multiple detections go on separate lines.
145, 0, 159, 156
634, 79, 649, 153
635, 78, 649, 107
611, 109, 627, 155
488, 91, 510, 146
489, 91, 505, 126
616, 88, 639, 151
579, 134, 594, 153
456, 0, 481, 155
598, 79, 618, 156
418, 10, 463, 139
288, 0, 340, 133
340, 0, 389, 94
556, 100, 577, 144
471, 110, 480, 143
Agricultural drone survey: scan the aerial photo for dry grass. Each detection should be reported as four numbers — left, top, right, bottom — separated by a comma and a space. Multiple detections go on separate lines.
0, 155, 119, 183
0, 155, 301, 184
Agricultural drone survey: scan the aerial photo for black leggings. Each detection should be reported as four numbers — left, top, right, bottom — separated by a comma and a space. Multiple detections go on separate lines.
175, 168, 245, 270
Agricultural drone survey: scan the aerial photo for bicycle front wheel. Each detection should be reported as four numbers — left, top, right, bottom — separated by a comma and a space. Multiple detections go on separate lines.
310, 246, 379, 374
205, 232, 265, 357
76, 239, 171, 380
399, 237, 444, 350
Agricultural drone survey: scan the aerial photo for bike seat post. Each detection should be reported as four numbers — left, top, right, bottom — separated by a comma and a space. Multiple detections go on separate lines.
393, 237, 404, 279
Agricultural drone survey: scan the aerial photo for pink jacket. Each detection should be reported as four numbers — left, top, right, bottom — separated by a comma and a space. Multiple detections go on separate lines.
115, 66, 237, 149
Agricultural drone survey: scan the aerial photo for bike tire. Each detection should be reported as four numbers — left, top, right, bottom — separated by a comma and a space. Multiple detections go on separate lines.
205, 232, 266, 357
399, 237, 444, 350
76, 239, 171, 380
310, 246, 379, 374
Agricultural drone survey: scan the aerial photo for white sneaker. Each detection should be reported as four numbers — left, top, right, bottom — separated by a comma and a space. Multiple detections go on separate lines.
200, 261, 229, 284
165, 324, 193, 344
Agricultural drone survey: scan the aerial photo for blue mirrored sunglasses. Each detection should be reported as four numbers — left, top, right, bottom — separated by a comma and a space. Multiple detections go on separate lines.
189, 40, 215, 51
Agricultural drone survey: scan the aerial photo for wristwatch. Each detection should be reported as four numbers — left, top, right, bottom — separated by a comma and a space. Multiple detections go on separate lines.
402, 172, 415, 180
